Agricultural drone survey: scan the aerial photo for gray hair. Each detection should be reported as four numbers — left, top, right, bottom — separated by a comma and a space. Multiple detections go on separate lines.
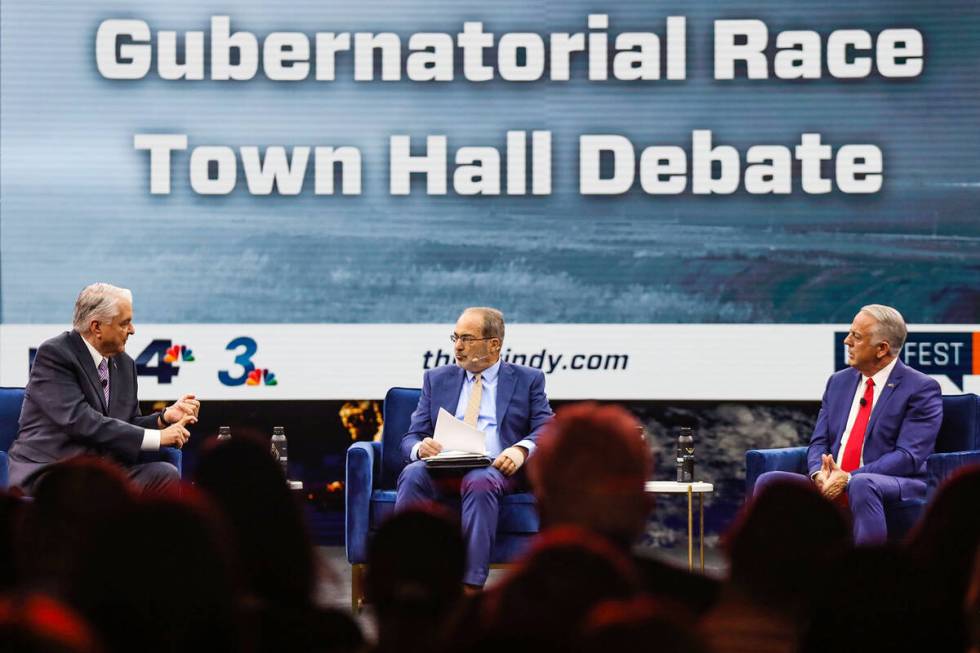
463, 307, 505, 342
859, 304, 907, 357
73, 283, 133, 334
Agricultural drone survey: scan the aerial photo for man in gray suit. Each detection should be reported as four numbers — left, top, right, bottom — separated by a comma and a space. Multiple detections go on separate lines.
8, 283, 200, 493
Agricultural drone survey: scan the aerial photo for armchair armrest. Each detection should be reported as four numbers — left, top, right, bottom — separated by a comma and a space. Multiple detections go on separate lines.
346, 441, 381, 564
926, 449, 980, 498
745, 446, 807, 497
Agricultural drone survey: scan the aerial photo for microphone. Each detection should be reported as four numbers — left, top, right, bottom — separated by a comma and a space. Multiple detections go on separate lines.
859, 398, 867, 407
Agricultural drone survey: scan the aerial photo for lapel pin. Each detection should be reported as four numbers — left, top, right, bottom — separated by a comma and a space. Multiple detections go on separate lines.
886, 383, 895, 388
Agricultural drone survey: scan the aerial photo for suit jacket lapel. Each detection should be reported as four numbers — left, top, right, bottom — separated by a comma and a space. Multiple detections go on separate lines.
435, 366, 466, 417
496, 362, 516, 427
69, 330, 108, 413
865, 361, 904, 439
834, 370, 861, 448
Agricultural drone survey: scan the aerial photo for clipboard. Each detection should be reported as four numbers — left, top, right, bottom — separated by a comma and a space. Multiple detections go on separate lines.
424, 451, 493, 469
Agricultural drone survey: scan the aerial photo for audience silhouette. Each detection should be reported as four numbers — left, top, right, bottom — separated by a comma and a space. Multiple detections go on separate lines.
577, 595, 709, 653
446, 526, 643, 652
906, 464, 980, 652
700, 479, 850, 653
18, 457, 135, 597
367, 506, 464, 653
529, 402, 719, 616
69, 487, 243, 653
801, 546, 958, 653
0, 403, 974, 653
966, 545, 980, 653
0, 491, 27, 592
194, 433, 362, 653
0, 593, 100, 653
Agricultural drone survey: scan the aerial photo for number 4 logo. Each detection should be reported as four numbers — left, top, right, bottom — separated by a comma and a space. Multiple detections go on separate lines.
135, 339, 180, 384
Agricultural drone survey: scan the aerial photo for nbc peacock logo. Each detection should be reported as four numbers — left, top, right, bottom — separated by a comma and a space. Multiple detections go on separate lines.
246, 368, 278, 386
162, 344, 195, 364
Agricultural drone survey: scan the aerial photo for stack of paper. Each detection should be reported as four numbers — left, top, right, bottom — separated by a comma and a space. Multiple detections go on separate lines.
423, 409, 493, 468
432, 408, 487, 453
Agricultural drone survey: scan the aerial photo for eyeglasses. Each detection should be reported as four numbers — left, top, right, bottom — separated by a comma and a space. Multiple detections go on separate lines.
450, 334, 493, 344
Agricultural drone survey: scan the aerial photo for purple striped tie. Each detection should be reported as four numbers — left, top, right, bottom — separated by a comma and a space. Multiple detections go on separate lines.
97, 358, 110, 407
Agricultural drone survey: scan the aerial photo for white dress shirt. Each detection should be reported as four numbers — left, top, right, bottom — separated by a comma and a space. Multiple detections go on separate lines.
81, 336, 160, 451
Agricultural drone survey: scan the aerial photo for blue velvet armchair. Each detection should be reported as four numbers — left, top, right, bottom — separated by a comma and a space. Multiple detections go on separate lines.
745, 393, 980, 538
0, 386, 182, 490
0, 387, 25, 489
345, 387, 540, 611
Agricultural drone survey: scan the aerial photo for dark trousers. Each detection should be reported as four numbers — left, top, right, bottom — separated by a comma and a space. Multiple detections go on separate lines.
395, 460, 523, 586
753, 470, 925, 545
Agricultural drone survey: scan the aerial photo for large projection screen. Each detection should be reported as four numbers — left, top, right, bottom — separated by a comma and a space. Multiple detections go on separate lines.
3, 0, 978, 546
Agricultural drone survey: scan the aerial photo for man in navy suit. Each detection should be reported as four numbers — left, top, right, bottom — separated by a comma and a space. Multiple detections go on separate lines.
395, 307, 553, 589
8, 283, 200, 494
754, 304, 943, 544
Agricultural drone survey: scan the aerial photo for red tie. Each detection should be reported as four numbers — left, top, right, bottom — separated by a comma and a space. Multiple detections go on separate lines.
841, 378, 875, 472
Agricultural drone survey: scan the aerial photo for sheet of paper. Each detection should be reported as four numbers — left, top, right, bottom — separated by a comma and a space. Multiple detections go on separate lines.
434, 407, 487, 454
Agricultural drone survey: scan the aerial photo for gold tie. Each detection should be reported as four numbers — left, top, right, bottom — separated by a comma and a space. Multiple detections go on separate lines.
463, 373, 483, 427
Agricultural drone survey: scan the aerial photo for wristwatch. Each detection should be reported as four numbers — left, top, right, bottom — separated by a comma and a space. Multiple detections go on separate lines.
158, 412, 171, 428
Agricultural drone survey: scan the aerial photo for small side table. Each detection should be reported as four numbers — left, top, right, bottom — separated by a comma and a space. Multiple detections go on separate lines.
644, 481, 714, 571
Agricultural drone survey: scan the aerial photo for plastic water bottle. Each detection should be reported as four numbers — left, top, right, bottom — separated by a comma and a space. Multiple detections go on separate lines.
676, 427, 695, 483
271, 426, 288, 478
217, 426, 232, 441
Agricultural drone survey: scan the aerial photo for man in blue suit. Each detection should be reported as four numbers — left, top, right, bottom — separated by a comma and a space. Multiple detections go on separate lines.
755, 304, 943, 544
395, 307, 553, 589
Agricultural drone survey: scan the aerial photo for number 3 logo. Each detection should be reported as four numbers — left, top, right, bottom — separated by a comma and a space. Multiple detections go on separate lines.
218, 336, 257, 386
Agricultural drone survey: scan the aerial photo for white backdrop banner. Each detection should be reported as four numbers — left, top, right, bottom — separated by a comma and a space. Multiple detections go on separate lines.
1, 324, 977, 401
